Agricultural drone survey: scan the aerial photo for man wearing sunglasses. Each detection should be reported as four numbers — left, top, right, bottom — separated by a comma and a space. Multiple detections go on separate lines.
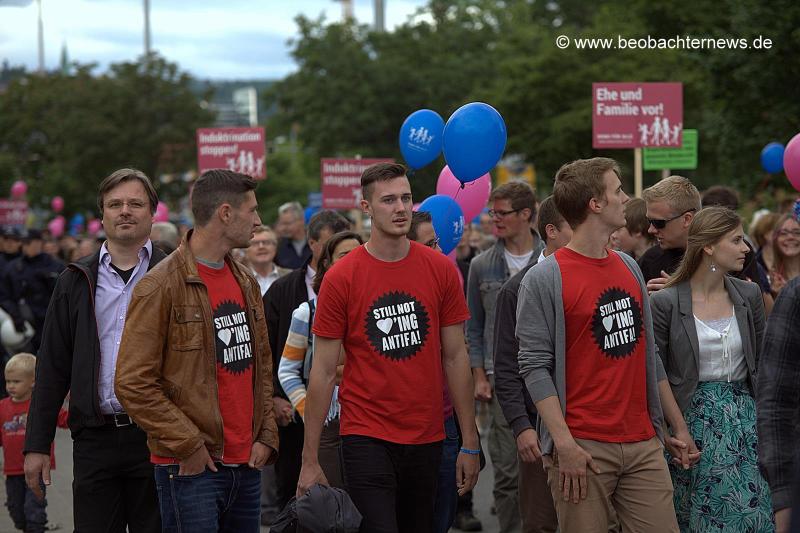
466, 181, 544, 533
639, 176, 701, 292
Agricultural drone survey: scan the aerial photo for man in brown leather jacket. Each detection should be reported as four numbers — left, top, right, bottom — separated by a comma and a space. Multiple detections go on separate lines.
115, 169, 279, 532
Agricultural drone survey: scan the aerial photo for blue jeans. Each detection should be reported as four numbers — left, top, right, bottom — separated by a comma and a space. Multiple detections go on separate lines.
433, 415, 459, 533
5, 475, 47, 533
154, 464, 261, 533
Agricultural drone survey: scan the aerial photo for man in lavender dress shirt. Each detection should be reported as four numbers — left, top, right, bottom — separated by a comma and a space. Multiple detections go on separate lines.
23, 169, 166, 532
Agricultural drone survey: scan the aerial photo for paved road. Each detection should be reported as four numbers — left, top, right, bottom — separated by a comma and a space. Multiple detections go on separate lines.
1, 429, 501, 532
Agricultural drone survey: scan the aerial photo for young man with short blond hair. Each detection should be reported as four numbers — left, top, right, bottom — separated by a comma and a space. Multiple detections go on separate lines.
517, 157, 693, 533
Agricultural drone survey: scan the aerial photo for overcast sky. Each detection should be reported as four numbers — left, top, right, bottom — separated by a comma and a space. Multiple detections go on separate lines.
0, 0, 428, 79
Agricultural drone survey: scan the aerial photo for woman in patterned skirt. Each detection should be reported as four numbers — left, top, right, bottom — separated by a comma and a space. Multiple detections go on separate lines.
651, 206, 774, 532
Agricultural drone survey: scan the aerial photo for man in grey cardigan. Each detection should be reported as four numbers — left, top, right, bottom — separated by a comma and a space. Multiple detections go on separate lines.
516, 158, 690, 532
494, 196, 569, 532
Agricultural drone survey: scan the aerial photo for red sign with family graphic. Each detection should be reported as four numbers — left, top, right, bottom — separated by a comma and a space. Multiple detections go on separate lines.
321, 158, 394, 209
0, 199, 27, 226
197, 127, 267, 180
592, 82, 683, 149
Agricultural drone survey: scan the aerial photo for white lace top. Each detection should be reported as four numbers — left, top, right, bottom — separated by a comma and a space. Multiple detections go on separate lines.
694, 310, 747, 382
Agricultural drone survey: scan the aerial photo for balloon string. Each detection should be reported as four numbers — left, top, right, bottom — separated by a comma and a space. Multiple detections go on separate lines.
453, 182, 464, 202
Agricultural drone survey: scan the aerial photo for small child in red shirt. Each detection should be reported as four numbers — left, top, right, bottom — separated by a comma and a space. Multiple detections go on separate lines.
1, 353, 67, 533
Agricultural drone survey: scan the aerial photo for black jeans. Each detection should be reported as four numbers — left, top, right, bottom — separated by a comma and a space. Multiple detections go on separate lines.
274, 419, 304, 510
72, 424, 161, 532
341, 435, 443, 533
6, 474, 47, 533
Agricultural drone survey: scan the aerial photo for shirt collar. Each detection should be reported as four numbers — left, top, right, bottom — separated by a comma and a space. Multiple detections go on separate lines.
99, 239, 153, 267
253, 264, 279, 280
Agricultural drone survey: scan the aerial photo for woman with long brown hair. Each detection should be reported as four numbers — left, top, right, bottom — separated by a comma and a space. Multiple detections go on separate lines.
651, 206, 773, 531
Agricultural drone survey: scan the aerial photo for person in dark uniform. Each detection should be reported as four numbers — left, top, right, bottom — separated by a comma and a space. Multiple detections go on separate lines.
0, 229, 65, 352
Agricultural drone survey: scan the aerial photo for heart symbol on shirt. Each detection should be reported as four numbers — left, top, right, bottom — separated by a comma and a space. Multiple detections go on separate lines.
218, 329, 232, 346
602, 316, 614, 332
376, 318, 394, 335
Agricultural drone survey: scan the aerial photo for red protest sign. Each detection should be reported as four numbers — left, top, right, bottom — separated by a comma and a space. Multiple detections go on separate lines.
321, 158, 394, 209
197, 127, 266, 179
592, 83, 683, 149
0, 199, 27, 226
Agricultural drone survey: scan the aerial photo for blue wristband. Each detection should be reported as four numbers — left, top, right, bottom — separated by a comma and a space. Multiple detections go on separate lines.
459, 447, 480, 455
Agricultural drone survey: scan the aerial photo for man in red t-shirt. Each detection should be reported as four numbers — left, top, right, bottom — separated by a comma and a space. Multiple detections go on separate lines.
296, 163, 480, 533
516, 158, 698, 532
116, 170, 279, 533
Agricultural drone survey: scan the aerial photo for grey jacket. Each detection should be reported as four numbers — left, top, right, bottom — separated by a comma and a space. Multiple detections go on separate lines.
516, 251, 666, 456
650, 276, 765, 413
467, 232, 544, 373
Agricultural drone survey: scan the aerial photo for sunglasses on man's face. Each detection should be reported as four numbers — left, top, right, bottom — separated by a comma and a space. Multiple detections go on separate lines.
647, 209, 696, 230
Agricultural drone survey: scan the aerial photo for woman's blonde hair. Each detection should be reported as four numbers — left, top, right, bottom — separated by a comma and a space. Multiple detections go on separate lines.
665, 207, 742, 288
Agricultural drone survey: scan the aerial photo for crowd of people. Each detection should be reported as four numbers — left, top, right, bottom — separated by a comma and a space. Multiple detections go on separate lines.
0, 160, 798, 532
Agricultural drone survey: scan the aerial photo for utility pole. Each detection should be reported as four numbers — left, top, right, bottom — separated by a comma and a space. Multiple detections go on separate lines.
36, 0, 44, 73
333, 0, 353, 21
374, 0, 385, 32
143, 0, 151, 56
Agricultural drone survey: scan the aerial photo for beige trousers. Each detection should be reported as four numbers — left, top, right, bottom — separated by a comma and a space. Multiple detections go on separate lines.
542, 437, 679, 533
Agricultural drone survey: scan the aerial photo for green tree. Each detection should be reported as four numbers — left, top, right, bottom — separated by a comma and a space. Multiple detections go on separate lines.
268, 0, 800, 204
0, 53, 213, 216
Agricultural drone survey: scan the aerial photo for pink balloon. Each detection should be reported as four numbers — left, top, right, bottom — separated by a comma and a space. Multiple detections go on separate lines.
785, 133, 800, 192
48, 216, 65, 238
10, 180, 27, 199
436, 166, 491, 221
87, 219, 102, 235
412, 203, 422, 212
154, 201, 169, 222
51, 196, 64, 213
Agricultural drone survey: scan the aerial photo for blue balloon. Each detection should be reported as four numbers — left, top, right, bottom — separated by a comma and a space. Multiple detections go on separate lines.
399, 109, 445, 170
304, 205, 320, 225
443, 102, 507, 184
761, 142, 785, 174
418, 195, 465, 255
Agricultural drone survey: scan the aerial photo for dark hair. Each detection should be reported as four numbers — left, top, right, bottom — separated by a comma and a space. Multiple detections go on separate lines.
312, 231, 364, 294
191, 169, 256, 227
308, 210, 351, 241
408, 211, 432, 241
97, 168, 159, 215
553, 158, 621, 228
361, 162, 408, 201
490, 181, 537, 222
702, 185, 740, 210
536, 196, 565, 241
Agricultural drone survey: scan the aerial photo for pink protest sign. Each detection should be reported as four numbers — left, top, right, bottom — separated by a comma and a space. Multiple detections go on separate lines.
321, 158, 394, 209
197, 127, 266, 179
0, 199, 27, 226
592, 83, 683, 149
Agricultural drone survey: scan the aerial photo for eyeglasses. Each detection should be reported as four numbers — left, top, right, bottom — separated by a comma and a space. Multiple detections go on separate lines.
647, 209, 696, 230
488, 208, 522, 219
252, 239, 277, 247
424, 237, 440, 249
777, 229, 800, 238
